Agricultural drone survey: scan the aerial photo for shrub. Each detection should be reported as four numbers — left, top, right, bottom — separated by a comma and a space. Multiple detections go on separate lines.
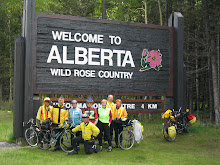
0, 100, 13, 111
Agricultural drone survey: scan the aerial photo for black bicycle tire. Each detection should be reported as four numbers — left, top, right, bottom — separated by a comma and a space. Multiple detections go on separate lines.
25, 128, 38, 147
37, 131, 51, 150
118, 130, 135, 150
59, 130, 75, 153
185, 123, 192, 133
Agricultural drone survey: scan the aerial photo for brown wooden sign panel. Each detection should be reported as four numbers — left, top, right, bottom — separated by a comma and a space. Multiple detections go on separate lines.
34, 13, 173, 96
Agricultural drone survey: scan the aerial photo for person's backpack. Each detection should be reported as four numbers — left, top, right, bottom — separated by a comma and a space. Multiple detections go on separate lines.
187, 114, 196, 125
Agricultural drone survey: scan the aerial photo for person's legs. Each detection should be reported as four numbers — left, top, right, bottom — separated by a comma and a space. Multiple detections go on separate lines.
103, 123, 112, 152
97, 121, 104, 150
84, 140, 94, 154
72, 136, 84, 149
68, 136, 84, 155
75, 131, 82, 151
110, 121, 114, 141
118, 123, 123, 144
103, 124, 112, 146
103, 133, 108, 149
114, 121, 119, 147
52, 124, 62, 151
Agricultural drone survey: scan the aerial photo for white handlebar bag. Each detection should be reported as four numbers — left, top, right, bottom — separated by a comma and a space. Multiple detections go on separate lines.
132, 120, 143, 144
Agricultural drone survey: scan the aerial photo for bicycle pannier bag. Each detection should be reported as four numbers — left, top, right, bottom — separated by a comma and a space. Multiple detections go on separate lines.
187, 114, 196, 125
41, 120, 49, 130
168, 126, 176, 138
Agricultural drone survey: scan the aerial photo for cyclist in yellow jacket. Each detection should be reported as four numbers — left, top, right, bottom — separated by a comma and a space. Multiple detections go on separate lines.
48, 96, 68, 151
36, 97, 52, 126
68, 114, 100, 155
112, 99, 127, 148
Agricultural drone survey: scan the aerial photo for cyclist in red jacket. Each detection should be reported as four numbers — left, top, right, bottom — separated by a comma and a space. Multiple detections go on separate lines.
82, 98, 98, 125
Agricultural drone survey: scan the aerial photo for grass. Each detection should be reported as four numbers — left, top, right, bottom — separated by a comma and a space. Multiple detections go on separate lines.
0, 111, 220, 165
0, 111, 15, 142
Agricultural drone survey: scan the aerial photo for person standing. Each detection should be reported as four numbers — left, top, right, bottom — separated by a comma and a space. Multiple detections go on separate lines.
112, 99, 127, 148
97, 99, 112, 152
48, 96, 68, 151
68, 100, 82, 150
82, 98, 98, 125
36, 97, 51, 127
68, 100, 82, 126
68, 114, 100, 155
105, 94, 115, 147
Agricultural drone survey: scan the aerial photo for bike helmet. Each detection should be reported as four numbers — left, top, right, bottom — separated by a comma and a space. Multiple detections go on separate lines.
82, 114, 89, 118
44, 97, 50, 102
86, 98, 94, 103
71, 100, 77, 104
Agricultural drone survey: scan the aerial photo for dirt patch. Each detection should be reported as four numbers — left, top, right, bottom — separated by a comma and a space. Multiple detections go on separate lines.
0, 142, 21, 149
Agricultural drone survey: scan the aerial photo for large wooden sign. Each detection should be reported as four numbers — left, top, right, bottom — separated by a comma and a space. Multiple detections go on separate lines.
13, 0, 185, 139
34, 13, 173, 96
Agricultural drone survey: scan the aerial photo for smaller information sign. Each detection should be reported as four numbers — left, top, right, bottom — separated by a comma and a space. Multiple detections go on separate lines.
50, 98, 164, 113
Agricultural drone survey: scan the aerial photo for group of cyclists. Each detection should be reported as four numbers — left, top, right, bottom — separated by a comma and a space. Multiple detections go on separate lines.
36, 95, 128, 155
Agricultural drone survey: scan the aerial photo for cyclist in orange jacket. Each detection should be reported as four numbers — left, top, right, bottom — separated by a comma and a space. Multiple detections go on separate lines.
36, 97, 51, 127
112, 99, 127, 148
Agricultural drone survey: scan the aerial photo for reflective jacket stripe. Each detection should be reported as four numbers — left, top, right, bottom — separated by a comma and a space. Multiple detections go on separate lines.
58, 107, 61, 123
41, 106, 48, 120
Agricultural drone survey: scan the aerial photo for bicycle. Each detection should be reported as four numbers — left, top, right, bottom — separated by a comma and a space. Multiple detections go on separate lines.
174, 108, 192, 134
24, 118, 40, 147
37, 121, 75, 153
118, 119, 135, 150
162, 118, 177, 142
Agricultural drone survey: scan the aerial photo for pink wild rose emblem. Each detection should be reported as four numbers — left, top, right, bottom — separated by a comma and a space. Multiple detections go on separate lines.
140, 49, 162, 72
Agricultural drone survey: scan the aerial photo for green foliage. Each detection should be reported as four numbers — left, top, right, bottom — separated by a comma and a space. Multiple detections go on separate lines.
0, 0, 23, 100
0, 111, 14, 142
0, 100, 13, 111
35, 0, 61, 13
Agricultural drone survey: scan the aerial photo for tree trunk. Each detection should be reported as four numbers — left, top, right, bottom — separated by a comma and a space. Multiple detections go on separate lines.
217, 32, 220, 97
165, 0, 168, 25
186, 25, 193, 112
211, 41, 220, 123
208, 57, 214, 122
209, 1, 220, 124
0, 83, 2, 101
203, 0, 215, 122
102, 0, 106, 19
195, 30, 199, 119
144, 0, 148, 24
158, 0, 163, 25
8, 18, 13, 102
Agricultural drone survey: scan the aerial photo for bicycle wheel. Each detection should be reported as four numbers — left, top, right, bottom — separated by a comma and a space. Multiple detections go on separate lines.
118, 130, 135, 150
37, 131, 51, 150
25, 128, 38, 147
185, 123, 192, 133
162, 126, 176, 142
60, 129, 75, 153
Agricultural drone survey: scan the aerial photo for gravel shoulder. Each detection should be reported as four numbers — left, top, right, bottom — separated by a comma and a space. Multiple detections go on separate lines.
0, 142, 21, 149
